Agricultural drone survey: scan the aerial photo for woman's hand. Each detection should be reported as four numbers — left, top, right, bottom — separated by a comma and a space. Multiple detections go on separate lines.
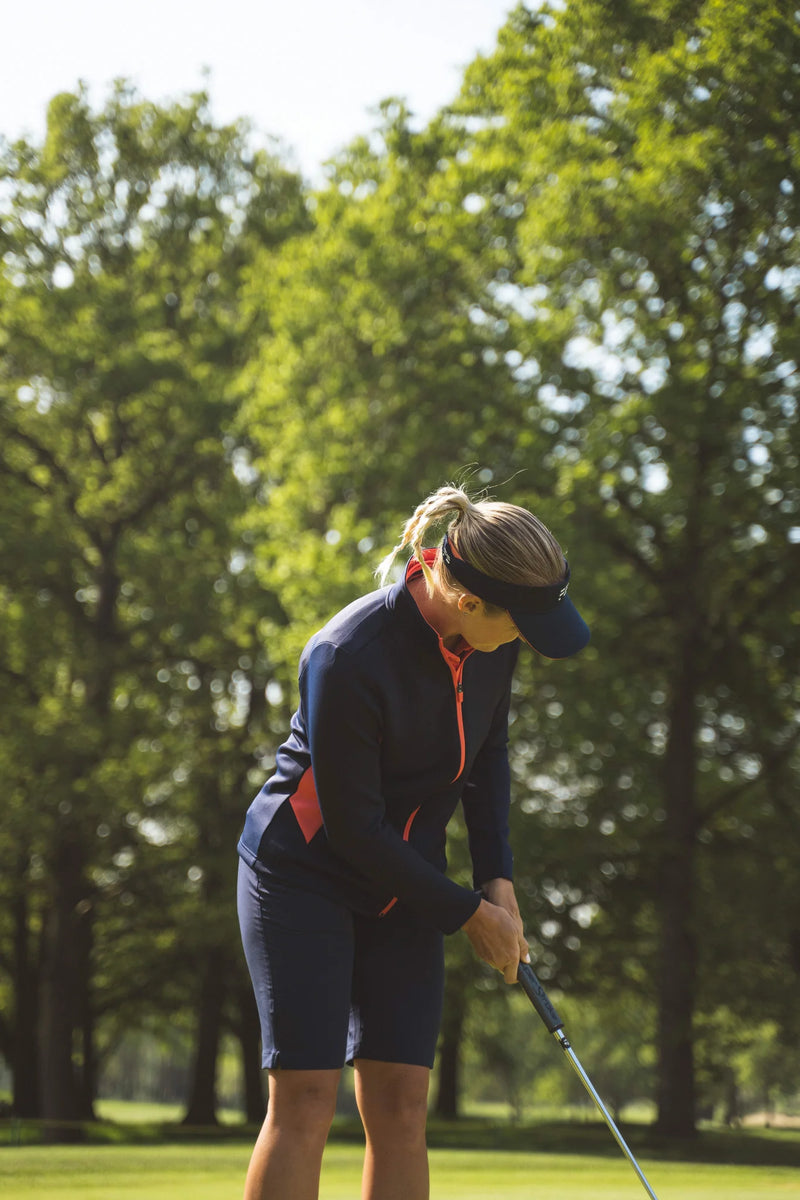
462, 880, 530, 984
481, 877, 530, 964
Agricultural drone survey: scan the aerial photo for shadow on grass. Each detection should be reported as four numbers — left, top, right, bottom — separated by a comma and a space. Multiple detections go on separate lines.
2, 1115, 799, 1169
335, 1116, 800, 1169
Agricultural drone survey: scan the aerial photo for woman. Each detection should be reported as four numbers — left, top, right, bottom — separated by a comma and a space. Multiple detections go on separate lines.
237, 484, 589, 1200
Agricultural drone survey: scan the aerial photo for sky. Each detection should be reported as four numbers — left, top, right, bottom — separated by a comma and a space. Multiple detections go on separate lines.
2, 0, 517, 182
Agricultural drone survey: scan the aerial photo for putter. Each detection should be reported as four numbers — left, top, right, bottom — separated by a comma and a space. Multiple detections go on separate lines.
518, 961, 660, 1200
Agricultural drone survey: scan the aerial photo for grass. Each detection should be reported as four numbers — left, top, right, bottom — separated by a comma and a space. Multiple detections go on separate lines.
2, 1100, 799, 1199
0, 1142, 799, 1200
94, 1099, 246, 1125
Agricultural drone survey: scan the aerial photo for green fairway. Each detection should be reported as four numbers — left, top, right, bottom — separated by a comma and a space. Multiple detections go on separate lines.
0, 1143, 797, 1200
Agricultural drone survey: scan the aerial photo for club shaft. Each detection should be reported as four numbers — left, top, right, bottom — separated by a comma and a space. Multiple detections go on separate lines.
553, 1028, 660, 1200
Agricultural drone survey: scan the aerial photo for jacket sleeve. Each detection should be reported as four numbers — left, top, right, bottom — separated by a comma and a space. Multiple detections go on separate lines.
302, 639, 481, 934
460, 648, 517, 889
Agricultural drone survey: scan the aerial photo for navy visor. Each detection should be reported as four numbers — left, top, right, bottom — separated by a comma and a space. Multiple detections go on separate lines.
441, 534, 590, 659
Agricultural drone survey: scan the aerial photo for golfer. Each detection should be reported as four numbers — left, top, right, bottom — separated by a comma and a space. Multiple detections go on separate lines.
237, 484, 589, 1200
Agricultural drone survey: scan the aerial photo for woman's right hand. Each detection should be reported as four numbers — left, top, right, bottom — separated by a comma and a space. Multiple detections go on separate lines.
462, 899, 525, 984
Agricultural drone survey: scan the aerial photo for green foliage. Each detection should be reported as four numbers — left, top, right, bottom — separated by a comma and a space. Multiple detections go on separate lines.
0, 82, 307, 1118
235, 96, 539, 673
235, 0, 800, 1133
1, 0, 798, 1134
440, 0, 800, 1123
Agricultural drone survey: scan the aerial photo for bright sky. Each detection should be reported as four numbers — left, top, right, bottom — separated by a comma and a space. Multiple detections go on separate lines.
2, 0, 516, 181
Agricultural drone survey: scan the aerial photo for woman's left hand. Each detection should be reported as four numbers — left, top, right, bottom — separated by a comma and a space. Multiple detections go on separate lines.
481, 878, 530, 970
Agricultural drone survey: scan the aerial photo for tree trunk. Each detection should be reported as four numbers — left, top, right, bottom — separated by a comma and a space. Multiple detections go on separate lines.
11, 864, 41, 1118
237, 984, 266, 1123
723, 1070, 740, 1126
182, 947, 227, 1125
655, 640, 699, 1137
76, 904, 97, 1120
38, 849, 85, 1140
433, 973, 467, 1119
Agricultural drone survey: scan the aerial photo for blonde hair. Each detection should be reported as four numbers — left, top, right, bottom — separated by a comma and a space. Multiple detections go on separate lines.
377, 484, 565, 608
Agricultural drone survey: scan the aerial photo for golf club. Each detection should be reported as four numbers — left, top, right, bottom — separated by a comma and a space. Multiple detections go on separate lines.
517, 960, 660, 1200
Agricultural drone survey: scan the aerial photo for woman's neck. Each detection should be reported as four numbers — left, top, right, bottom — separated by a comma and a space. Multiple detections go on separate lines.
408, 575, 463, 652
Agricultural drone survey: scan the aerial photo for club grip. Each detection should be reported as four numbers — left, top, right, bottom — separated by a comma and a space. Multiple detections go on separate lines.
517, 962, 564, 1033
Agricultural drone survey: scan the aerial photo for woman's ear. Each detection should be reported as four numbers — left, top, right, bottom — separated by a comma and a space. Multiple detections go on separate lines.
456, 592, 482, 615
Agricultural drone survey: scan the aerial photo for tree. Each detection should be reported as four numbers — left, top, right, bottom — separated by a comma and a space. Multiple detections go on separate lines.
0, 82, 307, 1127
236, 0, 800, 1136
445, 0, 800, 1134
235, 96, 598, 1119
235, 96, 537, 672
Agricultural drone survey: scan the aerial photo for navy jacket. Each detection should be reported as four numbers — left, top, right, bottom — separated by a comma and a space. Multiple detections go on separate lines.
237, 555, 518, 934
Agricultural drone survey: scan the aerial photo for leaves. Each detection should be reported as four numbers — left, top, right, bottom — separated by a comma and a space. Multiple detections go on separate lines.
1, 1, 798, 1125
0, 82, 306, 1119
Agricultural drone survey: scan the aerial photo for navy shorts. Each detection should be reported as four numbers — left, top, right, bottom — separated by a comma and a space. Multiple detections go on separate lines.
237, 859, 445, 1070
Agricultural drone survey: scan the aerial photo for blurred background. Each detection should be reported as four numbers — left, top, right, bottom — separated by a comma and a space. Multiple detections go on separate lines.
1, 0, 798, 1143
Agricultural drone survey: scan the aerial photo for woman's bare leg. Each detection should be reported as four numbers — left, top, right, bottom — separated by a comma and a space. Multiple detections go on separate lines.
354, 1059, 430, 1200
243, 1068, 341, 1200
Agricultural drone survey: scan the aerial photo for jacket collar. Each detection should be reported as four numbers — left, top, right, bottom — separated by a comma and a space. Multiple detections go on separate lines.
389, 551, 472, 665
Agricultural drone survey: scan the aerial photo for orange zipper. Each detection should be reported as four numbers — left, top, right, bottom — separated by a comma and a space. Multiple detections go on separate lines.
440, 646, 471, 784
378, 567, 473, 915
379, 805, 421, 916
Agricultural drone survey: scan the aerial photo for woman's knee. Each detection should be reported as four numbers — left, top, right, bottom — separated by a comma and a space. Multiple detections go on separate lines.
355, 1062, 430, 1144
267, 1069, 340, 1137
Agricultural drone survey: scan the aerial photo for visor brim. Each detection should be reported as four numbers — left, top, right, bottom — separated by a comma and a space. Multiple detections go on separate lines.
509, 595, 590, 659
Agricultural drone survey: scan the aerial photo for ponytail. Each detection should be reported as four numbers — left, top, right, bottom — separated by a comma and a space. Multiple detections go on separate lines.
376, 485, 474, 590
378, 483, 565, 600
